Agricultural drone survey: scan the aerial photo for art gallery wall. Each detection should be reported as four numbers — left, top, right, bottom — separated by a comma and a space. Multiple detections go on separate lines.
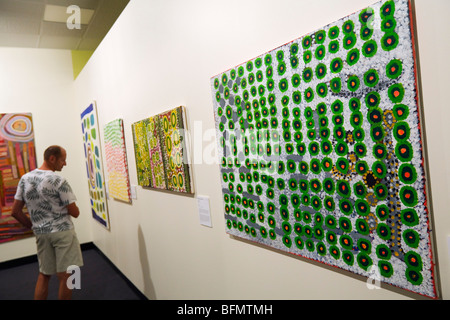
0, 48, 93, 261
1, 0, 449, 300
72, 0, 450, 299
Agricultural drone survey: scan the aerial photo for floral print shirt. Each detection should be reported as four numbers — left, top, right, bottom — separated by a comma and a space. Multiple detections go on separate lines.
15, 169, 77, 234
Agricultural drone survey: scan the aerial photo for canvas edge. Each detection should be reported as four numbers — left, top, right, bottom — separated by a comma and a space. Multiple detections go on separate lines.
103, 118, 133, 204
407, 0, 441, 300
130, 106, 195, 196
81, 101, 110, 231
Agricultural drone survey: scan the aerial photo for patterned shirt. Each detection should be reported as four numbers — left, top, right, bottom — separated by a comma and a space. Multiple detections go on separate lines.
14, 169, 77, 235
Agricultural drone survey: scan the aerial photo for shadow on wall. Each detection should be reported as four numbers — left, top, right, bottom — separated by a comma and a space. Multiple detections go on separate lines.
138, 225, 157, 300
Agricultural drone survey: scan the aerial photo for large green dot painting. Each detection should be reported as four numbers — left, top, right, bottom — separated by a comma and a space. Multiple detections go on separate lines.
211, 0, 437, 298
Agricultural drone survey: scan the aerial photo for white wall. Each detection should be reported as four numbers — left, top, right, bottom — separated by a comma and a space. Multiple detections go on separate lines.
73, 0, 450, 300
414, 0, 450, 300
0, 48, 92, 261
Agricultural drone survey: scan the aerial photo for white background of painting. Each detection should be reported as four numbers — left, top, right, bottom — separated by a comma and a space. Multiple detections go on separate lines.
1, 0, 450, 300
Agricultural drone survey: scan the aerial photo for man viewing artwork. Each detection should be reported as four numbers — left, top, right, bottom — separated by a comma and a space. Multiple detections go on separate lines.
12, 145, 83, 300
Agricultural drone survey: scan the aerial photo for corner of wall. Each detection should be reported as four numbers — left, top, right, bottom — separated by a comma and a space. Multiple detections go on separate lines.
71, 50, 94, 80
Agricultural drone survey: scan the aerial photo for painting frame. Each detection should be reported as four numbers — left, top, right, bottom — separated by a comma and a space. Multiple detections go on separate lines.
81, 101, 110, 230
0, 112, 37, 243
104, 118, 132, 204
210, 0, 438, 299
131, 106, 194, 195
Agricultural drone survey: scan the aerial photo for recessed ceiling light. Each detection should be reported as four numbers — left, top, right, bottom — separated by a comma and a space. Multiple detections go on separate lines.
44, 5, 94, 25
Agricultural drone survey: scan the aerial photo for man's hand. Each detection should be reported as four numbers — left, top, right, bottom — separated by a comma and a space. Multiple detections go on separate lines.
11, 200, 32, 229
67, 202, 80, 218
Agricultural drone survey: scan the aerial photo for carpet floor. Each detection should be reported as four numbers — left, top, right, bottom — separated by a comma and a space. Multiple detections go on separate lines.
0, 244, 146, 300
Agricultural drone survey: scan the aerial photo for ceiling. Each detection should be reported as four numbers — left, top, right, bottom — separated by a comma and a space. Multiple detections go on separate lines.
0, 0, 129, 51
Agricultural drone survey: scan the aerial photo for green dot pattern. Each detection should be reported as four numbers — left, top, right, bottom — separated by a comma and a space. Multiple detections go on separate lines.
211, 0, 436, 299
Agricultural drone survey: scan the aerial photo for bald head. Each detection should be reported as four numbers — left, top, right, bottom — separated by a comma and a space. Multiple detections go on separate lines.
44, 145, 64, 161
43, 145, 67, 171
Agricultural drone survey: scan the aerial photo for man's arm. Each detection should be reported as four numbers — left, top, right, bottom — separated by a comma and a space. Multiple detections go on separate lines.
11, 199, 32, 229
67, 202, 80, 218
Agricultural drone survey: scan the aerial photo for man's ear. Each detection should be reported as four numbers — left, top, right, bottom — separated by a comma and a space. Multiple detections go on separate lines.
48, 155, 57, 163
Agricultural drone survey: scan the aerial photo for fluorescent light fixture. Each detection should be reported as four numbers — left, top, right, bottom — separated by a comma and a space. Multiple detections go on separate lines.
44, 4, 94, 25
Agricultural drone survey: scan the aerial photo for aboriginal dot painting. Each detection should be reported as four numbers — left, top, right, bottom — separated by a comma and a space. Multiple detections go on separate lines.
132, 117, 154, 188
210, 0, 437, 298
104, 119, 132, 203
81, 102, 110, 230
0, 113, 37, 243
131, 106, 193, 194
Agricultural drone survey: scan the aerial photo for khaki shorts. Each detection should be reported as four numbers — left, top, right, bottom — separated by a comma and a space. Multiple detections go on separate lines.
35, 229, 84, 275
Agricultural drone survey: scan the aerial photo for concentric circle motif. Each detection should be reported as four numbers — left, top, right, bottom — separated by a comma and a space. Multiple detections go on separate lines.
210, 0, 436, 299
0, 114, 34, 142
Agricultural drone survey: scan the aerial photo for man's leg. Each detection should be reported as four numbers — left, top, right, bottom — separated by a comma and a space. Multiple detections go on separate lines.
54, 229, 83, 300
34, 273, 51, 300
57, 272, 72, 300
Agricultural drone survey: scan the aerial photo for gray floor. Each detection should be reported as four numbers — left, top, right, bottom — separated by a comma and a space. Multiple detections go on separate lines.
0, 246, 146, 300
